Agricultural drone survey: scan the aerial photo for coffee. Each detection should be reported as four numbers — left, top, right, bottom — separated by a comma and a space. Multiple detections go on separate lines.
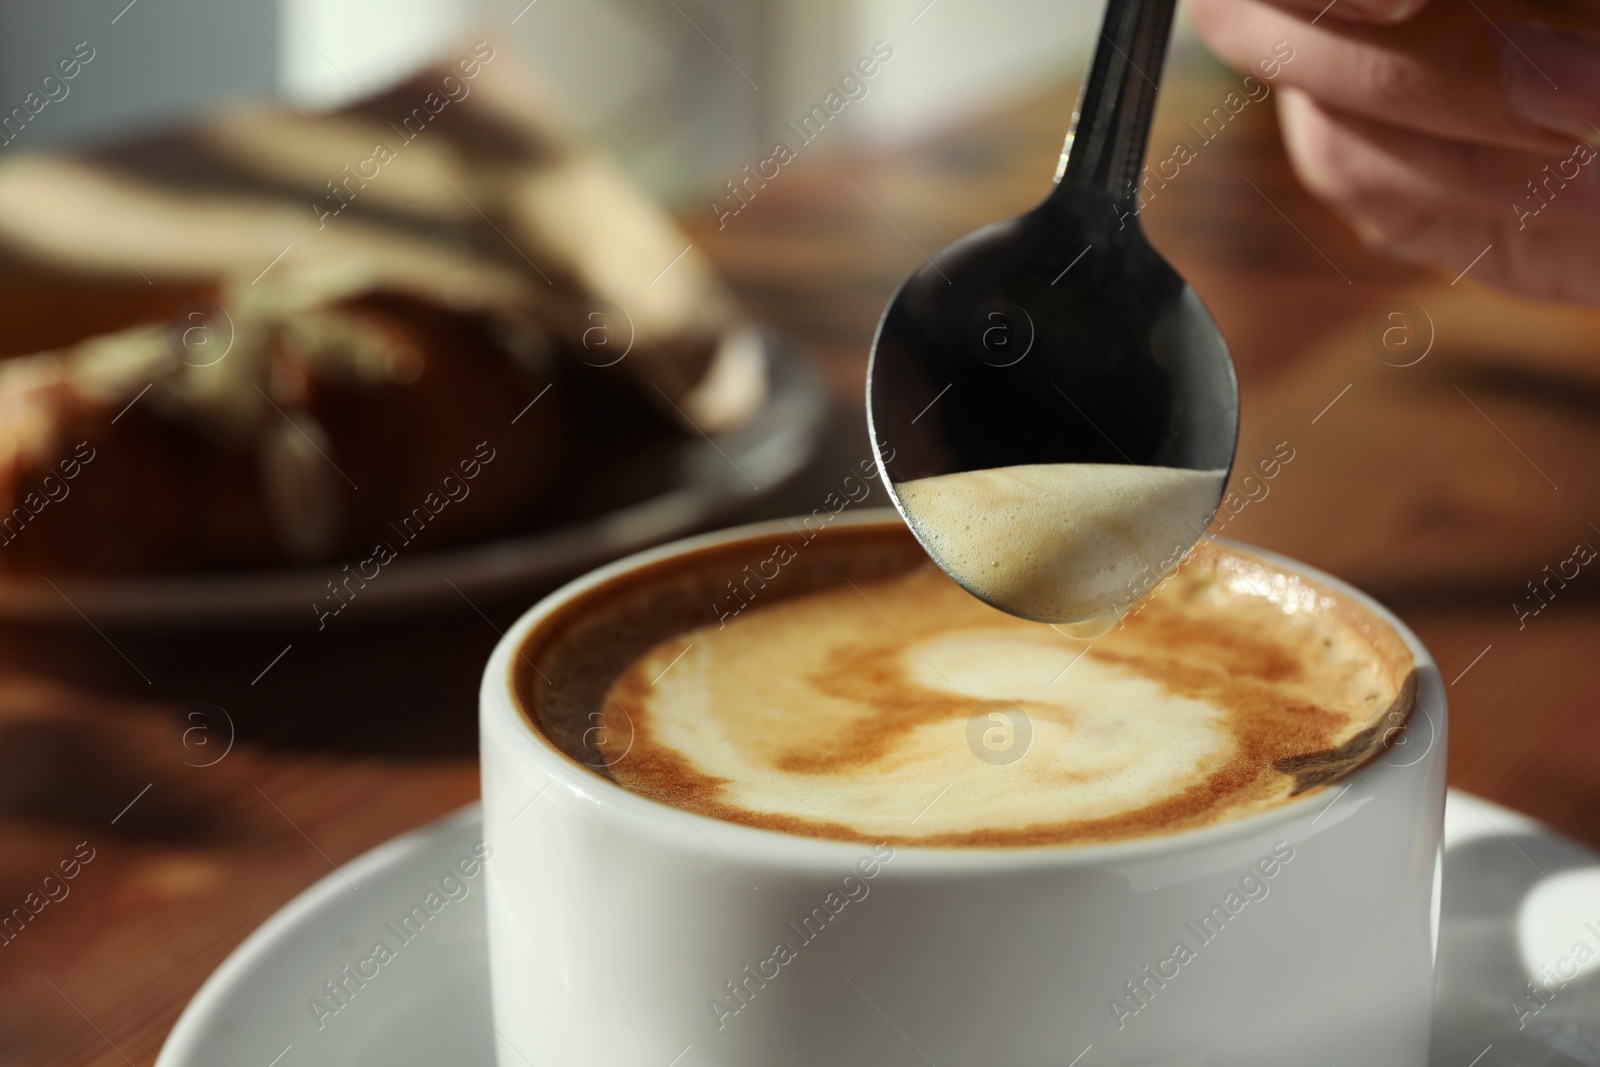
895, 462, 1228, 626
512, 520, 1416, 848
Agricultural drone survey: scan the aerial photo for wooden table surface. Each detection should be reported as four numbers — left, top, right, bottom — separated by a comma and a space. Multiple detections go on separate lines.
6, 54, 1600, 1066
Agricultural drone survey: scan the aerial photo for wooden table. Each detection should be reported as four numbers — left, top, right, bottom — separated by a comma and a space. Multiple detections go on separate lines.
6, 55, 1600, 1066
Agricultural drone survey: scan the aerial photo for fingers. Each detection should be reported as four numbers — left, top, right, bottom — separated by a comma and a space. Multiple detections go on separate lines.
1275, 89, 1600, 305
1184, 0, 1600, 304
1224, 0, 1429, 25
1279, 88, 1600, 220
1184, 0, 1586, 155
1354, 199, 1600, 307
1499, 22, 1600, 149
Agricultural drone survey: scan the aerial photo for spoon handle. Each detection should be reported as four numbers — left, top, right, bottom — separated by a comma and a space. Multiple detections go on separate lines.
1053, 0, 1178, 215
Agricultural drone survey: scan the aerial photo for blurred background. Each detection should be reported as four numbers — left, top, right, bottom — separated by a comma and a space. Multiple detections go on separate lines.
3, 1, 1600, 1064
0, 0, 1133, 197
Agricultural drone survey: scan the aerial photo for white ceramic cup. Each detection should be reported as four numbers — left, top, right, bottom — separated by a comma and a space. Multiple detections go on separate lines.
480, 511, 1447, 1067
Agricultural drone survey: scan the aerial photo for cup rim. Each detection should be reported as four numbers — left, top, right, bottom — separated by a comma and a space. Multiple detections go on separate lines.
481, 508, 1446, 872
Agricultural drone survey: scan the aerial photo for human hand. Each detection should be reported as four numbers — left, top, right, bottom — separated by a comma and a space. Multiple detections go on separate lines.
1185, 0, 1600, 305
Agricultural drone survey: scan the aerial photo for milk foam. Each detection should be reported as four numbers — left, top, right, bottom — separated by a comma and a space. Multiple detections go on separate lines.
894, 463, 1227, 624
593, 542, 1415, 848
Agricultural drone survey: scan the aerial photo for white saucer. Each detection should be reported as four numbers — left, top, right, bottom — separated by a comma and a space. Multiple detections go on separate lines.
156, 792, 1600, 1067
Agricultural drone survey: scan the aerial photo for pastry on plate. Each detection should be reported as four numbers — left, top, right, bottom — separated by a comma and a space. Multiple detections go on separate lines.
0, 46, 765, 575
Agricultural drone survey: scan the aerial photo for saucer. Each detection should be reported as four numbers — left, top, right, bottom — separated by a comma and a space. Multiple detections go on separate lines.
155, 792, 1600, 1067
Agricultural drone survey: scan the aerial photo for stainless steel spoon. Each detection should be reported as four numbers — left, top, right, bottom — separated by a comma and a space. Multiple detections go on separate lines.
865, 0, 1238, 625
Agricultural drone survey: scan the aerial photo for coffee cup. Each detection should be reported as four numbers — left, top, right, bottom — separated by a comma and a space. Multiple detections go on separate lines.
479, 510, 1446, 1066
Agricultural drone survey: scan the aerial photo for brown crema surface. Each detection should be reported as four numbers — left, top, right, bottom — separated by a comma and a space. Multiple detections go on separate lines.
513, 523, 1417, 848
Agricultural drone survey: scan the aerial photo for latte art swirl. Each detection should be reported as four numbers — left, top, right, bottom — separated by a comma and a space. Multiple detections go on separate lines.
516, 523, 1416, 848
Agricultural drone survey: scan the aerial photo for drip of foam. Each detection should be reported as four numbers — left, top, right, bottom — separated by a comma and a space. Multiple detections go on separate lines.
894, 463, 1227, 624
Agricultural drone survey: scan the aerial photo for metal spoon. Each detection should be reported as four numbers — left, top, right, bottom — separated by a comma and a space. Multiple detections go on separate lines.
866, 0, 1238, 626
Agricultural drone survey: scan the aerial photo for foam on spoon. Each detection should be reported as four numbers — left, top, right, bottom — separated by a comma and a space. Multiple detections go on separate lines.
894, 462, 1227, 626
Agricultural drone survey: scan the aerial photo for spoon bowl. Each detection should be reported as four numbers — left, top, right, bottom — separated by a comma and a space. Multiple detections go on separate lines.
866, 0, 1239, 624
